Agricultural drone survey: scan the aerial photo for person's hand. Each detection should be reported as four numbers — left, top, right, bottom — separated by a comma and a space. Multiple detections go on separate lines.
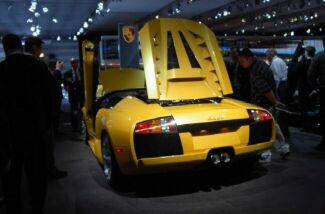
56, 61, 64, 70
275, 100, 286, 108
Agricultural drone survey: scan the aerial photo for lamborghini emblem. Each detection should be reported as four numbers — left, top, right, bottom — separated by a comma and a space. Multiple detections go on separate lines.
122, 25, 135, 43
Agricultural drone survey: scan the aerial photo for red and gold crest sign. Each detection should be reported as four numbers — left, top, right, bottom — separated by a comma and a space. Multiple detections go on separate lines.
122, 25, 135, 43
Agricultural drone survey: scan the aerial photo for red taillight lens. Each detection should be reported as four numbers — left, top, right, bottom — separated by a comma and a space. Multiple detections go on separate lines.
134, 116, 177, 134
247, 109, 272, 122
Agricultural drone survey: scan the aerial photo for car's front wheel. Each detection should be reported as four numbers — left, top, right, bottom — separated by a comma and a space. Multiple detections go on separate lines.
101, 133, 124, 188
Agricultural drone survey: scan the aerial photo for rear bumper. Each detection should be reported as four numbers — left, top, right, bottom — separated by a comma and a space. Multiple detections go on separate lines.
126, 140, 273, 174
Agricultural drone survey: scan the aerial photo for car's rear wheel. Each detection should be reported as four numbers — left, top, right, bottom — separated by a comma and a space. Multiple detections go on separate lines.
101, 133, 124, 188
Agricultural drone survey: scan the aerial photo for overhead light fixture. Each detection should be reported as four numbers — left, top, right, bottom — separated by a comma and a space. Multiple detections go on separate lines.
52, 18, 58, 23
73, 36, 77, 41
320, 27, 323, 32
43, 7, 48, 13
290, 31, 295, 36
26, 18, 33, 23
306, 28, 311, 34
68, 36, 72, 40
106, 8, 111, 13
30, 26, 36, 32
83, 22, 89, 28
198, 21, 202, 24
283, 32, 288, 37
155, 15, 159, 19
88, 18, 93, 22
34, 12, 40, 17
97, 1, 104, 11
57, 36, 61, 41
32, 32, 38, 36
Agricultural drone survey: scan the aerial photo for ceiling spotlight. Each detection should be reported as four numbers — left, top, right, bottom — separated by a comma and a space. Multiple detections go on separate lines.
255, 26, 259, 30
241, 18, 246, 23
95, 9, 100, 14
306, 28, 311, 34
224, 33, 228, 36
26, 18, 33, 23
57, 36, 61, 41
97, 2, 104, 11
83, 22, 89, 28
241, 29, 245, 34
43, 7, 48, 13
290, 31, 295, 36
68, 36, 72, 40
283, 32, 288, 37
32, 32, 38, 36
34, 12, 40, 18
88, 18, 93, 22
223, 10, 230, 16
106, 8, 111, 13
30, 26, 36, 32
29, 2, 37, 12
320, 27, 323, 32
77, 32, 81, 36
155, 15, 159, 19
73, 36, 77, 41
314, 13, 318, 18
198, 21, 202, 24
52, 18, 58, 23
79, 28, 84, 33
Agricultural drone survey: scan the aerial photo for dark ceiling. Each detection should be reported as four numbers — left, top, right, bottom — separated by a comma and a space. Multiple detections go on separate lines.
0, 0, 324, 41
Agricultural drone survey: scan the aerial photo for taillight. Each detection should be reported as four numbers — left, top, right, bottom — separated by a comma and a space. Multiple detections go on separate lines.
247, 109, 272, 122
134, 116, 177, 134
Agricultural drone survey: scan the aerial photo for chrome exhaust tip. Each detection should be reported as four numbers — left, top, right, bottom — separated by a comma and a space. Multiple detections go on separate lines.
210, 154, 221, 165
220, 153, 231, 163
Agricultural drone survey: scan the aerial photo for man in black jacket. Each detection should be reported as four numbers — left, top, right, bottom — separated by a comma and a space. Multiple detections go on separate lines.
308, 51, 325, 150
24, 37, 67, 179
0, 34, 50, 214
64, 58, 84, 132
292, 46, 316, 129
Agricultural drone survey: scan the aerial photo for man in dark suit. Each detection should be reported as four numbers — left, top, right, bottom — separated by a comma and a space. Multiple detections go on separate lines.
64, 58, 84, 131
25, 37, 67, 180
0, 34, 50, 214
46, 54, 64, 134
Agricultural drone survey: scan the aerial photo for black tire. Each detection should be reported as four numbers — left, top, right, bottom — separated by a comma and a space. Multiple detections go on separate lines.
101, 133, 125, 188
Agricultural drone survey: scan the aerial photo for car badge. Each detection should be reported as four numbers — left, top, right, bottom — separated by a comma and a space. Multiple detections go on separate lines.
123, 25, 135, 43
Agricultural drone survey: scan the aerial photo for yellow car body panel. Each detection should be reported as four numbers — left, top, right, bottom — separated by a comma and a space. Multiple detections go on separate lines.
82, 18, 275, 176
139, 18, 233, 100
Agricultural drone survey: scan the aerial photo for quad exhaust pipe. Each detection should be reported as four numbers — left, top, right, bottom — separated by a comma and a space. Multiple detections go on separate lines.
209, 152, 231, 165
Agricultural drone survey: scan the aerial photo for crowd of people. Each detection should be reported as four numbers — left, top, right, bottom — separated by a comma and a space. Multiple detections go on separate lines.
224, 44, 325, 159
0, 34, 83, 214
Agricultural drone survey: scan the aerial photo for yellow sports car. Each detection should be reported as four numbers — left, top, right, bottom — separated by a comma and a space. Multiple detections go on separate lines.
82, 18, 275, 187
